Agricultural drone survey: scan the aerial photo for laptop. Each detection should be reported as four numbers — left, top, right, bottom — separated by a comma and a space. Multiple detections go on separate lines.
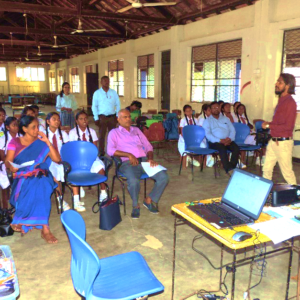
188, 169, 273, 229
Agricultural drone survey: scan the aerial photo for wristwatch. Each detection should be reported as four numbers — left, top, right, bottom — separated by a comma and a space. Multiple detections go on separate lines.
266, 124, 270, 129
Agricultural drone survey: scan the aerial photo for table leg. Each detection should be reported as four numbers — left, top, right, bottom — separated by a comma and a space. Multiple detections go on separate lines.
286, 239, 294, 300
231, 250, 237, 300
171, 214, 177, 300
246, 247, 255, 300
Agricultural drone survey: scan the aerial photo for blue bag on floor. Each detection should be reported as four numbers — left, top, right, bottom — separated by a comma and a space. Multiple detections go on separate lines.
92, 196, 122, 230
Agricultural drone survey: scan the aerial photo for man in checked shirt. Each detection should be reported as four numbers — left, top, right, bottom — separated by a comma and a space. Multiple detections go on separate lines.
262, 73, 297, 185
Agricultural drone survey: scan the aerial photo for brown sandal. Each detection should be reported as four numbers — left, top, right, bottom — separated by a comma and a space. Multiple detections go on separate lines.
10, 224, 22, 232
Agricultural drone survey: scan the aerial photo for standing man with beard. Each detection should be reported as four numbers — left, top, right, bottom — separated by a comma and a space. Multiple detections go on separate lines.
262, 73, 297, 184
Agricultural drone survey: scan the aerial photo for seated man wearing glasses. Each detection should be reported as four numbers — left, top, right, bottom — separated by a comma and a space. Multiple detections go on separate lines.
107, 109, 169, 219
203, 101, 239, 176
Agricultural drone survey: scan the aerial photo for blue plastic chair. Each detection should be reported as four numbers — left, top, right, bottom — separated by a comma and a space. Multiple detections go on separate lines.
232, 123, 262, 169
61, 210, 164, 300
61, 141, 111, 210
110, 156, 149, 215
179, 126, 218, 181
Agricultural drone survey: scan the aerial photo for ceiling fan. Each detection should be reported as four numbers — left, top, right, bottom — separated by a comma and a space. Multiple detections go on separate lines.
51, 36, 74, 48
117, 0, 177, 13
71, 18, 106, 34
25, 51, 40, 61
37, 46, 56, 57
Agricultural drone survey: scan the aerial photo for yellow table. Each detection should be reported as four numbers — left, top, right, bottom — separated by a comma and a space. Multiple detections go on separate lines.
171, 198, 295, 300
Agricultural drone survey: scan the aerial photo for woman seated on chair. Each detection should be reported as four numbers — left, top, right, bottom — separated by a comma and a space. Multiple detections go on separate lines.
45, 112, 70, 211
5, 115, 60, 244
221, 103, 234, 123
0, 117, 20, 209
68, 111, 107, 212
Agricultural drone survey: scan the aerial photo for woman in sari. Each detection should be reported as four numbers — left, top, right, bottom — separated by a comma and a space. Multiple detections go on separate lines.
5, 116, 61, 244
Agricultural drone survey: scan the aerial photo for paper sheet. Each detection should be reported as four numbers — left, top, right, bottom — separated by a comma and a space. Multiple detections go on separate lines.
249, 217, 300, 244
141, 162, 167, 177
9, 160, 34, 169
263, 206, 300, 218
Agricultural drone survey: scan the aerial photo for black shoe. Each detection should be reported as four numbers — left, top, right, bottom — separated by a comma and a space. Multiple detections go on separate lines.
143, 201, 159, 214
131, 207, 140, 219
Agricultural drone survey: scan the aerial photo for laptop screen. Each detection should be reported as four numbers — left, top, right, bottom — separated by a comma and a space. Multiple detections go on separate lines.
222, 169, 273, 220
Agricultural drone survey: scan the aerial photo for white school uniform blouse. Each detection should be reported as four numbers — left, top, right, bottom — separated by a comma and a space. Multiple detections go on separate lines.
69, 127, 104, 173
47, 129, 69, 182
0, 123, 4, 132
56, 94, 78, 112
47, 129, 69, 153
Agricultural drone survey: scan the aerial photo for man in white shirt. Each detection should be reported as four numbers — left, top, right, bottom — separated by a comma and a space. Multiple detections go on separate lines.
92, 76, 121, 156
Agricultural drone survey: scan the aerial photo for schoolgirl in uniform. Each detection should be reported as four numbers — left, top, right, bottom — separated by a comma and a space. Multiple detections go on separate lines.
31, 104, 46, 129
69, 111, 107, 210
45, 112, 71, 211
198, 104, 211, 126
0, 108, 6, 133
178, 105, 200, 167
0, 117, 20, 208
21, 106, 45, 132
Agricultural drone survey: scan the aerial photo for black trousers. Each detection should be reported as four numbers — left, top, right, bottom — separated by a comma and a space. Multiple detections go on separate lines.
208, 141, 240, 173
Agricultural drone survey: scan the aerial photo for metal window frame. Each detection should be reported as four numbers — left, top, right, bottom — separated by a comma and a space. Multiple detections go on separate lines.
108, 59, 124, 97
190, 39, 242, 103
137, 54, 154, 100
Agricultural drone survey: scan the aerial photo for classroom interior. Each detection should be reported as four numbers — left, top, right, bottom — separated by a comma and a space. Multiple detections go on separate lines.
2, 0, 300, 299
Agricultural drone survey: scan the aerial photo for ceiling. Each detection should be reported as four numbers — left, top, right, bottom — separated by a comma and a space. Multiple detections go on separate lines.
0, 0, 256, 64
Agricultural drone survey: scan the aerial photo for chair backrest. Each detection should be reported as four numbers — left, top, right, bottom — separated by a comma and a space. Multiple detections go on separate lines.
183, 126, 205, 149
172, 109, 182, 117
255, 120, 265, 132
61, 210, 101, 298
233, 122, 250, 144
61, 141, 98, 173
147, 109, 157, 114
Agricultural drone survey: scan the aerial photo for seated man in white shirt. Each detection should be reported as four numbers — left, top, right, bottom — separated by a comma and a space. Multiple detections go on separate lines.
203, 101, 239, 176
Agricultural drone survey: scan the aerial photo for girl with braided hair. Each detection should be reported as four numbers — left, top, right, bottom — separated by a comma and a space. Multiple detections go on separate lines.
45, 112, 71, 211
69, 111, 107, 211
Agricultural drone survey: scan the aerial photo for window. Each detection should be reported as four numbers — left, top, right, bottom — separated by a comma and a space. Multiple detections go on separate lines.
84, 65, 93, 94
49, 71, 56, 92
58, 69, 65, 89
16, 67, 45, 82
282, 29, 300, 110
0, 67, 6, 81
191, 40, 242, 103
137, 54, 154, 99
108, 60, 124, 96
70, 67, 80, 93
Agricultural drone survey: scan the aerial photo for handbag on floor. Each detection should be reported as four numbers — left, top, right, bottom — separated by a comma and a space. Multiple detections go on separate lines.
92, 196, 122, 230
0, 208, 14, 237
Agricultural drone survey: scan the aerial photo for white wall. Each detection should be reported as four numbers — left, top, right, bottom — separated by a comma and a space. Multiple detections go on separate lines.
49, 0, 300, 157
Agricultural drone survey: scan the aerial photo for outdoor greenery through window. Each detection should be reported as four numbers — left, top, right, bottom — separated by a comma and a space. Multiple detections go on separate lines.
108, 60, 124, 96
70, 67, 80, 93
137, 54, 154, 99
0, 67, 6, 81
191, 40, 242, 103
282, 28, 300, 110
49, 71, 56, 92
16, 67, 45, 82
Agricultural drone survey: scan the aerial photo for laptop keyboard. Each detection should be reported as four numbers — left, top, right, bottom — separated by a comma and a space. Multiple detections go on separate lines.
189, 203, 251, 226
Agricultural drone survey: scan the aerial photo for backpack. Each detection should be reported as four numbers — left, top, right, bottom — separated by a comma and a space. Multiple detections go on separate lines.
143, 122, 165, 142
163, 117, 179, 140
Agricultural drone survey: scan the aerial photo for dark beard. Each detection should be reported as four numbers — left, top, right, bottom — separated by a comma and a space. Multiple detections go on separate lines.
275, 90, 282, 95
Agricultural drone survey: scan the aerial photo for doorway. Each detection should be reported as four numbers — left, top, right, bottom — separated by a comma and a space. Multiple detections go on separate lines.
86, 73, 99, 115
161, 50, 171, 111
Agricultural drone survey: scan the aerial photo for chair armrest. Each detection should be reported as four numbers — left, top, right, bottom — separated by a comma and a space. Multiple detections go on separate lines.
99, 156, 112, 177
111, 156, 123, 173
60, 161, 72, 175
